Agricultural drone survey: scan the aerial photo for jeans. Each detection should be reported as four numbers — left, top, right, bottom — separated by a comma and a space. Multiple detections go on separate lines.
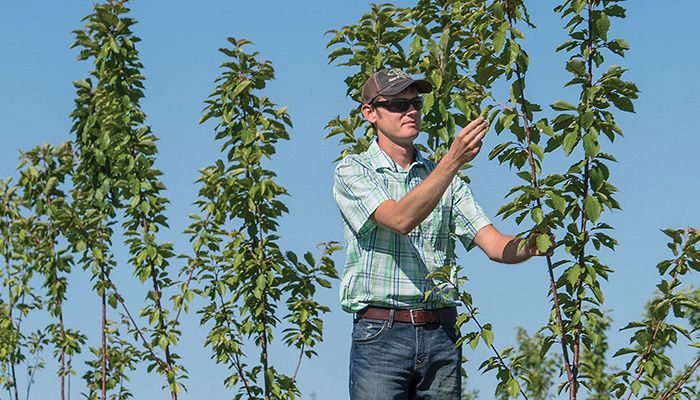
349, 310, 461, 399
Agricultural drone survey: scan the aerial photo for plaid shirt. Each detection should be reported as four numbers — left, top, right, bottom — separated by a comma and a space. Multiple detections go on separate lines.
333, 140, 491, 313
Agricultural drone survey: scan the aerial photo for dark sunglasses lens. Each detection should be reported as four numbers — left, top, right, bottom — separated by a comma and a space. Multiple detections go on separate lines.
386, 101, 409, 112
385, 98, 422, 112
412, 97, 423, 110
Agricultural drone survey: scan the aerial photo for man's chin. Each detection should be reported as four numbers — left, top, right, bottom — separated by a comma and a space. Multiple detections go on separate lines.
403, 128, 420, 140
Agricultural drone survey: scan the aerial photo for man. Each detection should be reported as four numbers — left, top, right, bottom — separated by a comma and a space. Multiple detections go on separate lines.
332, 68, 549, 399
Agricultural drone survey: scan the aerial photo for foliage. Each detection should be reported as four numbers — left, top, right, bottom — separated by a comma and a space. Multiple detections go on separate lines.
0, 175, 37, 400
18, 142, 87, 400
325, 0, 542, 397
613, 228, 700, 399
82, 320, 140, 400
190, 37, 339, 399
497, 328, 559, 400
0, 1, 697, 399
326, 1, 698, 400
325, 0, 492, 171
69, 0, 184, 398
542, 1, 638, 397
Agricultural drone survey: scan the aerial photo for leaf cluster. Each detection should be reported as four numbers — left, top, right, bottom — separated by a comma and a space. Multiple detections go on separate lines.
191, 38, 339, 399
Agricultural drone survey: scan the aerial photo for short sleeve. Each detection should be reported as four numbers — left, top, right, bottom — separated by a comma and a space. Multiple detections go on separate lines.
333, 157, 392, 238
452, 177, 491, 250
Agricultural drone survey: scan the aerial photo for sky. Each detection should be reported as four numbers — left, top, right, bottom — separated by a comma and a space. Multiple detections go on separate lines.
1, 1, 699, 399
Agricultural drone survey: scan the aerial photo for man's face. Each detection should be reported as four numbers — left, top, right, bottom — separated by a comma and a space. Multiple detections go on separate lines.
361, 86, 422, 146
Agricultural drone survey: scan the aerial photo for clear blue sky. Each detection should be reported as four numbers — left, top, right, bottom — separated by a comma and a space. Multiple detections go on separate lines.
1, 1, 698, 399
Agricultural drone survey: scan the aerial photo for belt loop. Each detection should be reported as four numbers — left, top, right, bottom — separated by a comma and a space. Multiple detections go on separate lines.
388, 309, 395, 329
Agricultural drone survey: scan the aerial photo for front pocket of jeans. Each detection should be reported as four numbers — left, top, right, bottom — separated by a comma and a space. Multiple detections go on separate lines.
352, 319, 388, 343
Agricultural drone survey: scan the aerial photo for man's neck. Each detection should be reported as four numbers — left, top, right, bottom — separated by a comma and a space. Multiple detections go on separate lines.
376, 135, 414, 169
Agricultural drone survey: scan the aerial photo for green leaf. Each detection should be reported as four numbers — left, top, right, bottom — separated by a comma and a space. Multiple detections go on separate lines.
605, 5, 626, 18
75, 240, 86, 252
482, 329, 494, 347
536, 234, 552, 254
550, 193, 566, 213
594, 12, 611, 41
630, 380, 641, 396
584, 195, 602, 223
505, 378, 521, 397
565, 265, 582, 286
493, 23, 508, 53
529, 143, 544, 161
158, 335, 169, 351
583, 132, 600, 158
566, 59, 586, 77
469, 334, 480, 350
551, 100, 577, 111
531, 208, 544, 224
73, 79, 92, 90
231, 80, 252, 99
327, 47, 352, 61
609, 96, 635, 112
456, 313, 469, 328
562, 131, 579, 155
438, 28, 450, 51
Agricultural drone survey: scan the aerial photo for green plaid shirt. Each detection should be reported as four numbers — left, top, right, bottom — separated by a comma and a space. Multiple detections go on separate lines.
333, 140, 491, 313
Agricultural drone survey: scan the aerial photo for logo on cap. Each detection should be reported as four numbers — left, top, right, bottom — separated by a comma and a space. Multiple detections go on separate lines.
386, 68, 411, 82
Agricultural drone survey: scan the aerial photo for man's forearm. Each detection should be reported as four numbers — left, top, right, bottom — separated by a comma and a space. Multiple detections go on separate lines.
373, 156, 460, 235
500, 237, 534, 264
474, 225, 540, 264
372, 116, 488, 235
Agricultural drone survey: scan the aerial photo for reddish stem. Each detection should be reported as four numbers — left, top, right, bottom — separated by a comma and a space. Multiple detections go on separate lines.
101, 268, 107, 400
503, 1, 576, 396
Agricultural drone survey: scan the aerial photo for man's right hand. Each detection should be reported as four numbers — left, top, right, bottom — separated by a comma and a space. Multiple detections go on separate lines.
443, 116, 488, 169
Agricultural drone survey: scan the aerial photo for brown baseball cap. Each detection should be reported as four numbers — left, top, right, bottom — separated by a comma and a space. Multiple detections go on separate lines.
362, 68, 433, 104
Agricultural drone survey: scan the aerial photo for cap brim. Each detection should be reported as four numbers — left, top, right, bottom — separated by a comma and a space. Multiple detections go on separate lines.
413, 79, 432, 93
381, 79, 433, 97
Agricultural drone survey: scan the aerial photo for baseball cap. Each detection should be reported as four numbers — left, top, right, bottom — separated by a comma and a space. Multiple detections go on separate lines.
361, 68, 433, 104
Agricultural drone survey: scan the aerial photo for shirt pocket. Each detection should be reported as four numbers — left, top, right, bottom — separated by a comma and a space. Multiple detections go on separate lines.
420, 202, 450, 252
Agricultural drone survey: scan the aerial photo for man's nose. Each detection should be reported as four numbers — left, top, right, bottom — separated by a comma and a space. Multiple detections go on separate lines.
406, 104, 419, 114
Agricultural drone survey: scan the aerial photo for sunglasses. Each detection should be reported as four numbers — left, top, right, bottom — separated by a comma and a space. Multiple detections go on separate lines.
371, 96, 423, 113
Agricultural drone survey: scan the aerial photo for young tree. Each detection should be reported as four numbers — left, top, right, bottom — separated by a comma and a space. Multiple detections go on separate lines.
613, 228, 700, 399
190, 37, 338, 399
16, 142, 87, 400
0, 176, 38, 400
69, 0, 184, 398
326, 1, 698, 399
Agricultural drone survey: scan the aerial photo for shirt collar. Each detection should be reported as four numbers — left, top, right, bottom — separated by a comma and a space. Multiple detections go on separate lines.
367, 140, 427, 172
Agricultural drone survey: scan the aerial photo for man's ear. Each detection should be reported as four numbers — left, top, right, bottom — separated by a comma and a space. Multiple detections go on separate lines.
361, 104, 378, 124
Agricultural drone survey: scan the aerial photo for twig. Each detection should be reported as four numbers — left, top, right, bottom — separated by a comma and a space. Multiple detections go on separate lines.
624, 271, 680, 400
256, 204, 271, 400
104, 276, 168, 371
25, 342, 42, 400
288, 343, 305, 396
503, 0, 576, 396
214, 273, 255, 399
140, 217, 178, 400
659, 355, 700, 400
446, 280, 529, 400
171, 212, 213, 329
101, 266, 107, 400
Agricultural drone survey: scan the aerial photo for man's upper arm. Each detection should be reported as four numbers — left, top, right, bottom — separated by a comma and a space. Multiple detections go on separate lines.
333, 157, 392, 238
452, 177, 491, 250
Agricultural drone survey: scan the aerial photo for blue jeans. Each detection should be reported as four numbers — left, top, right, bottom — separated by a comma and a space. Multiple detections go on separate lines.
349, 311, 462, 399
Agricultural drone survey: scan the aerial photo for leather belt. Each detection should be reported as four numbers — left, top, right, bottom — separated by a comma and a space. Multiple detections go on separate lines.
358, 306, 455, 325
